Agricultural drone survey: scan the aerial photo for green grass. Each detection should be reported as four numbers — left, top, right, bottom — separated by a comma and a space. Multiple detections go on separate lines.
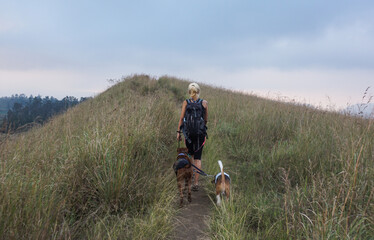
0, 75, 181, 239
0, 75, 373, 239
203, 87, 374, 239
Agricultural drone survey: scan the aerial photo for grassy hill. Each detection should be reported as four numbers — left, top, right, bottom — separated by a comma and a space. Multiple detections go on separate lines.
0, 75, 373, 239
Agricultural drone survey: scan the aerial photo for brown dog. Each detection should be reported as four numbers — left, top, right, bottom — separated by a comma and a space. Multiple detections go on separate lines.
173, 148, 193, 207
212, 160, 231, 206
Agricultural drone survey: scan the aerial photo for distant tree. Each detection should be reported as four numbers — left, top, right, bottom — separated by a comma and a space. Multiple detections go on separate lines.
1, 95, 88, 133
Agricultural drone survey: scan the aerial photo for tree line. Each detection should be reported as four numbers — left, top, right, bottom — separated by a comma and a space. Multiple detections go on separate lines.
0, 94, 90, 133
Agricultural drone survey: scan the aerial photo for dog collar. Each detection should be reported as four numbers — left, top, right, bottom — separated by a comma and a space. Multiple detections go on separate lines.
215, 172, 230, 184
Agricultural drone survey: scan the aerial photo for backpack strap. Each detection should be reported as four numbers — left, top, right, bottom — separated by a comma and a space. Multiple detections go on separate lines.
187, 98, 202, 104
182, 102, 191, 143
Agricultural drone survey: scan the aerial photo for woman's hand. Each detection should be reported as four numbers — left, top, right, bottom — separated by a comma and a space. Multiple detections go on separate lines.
177, 132, 182, 141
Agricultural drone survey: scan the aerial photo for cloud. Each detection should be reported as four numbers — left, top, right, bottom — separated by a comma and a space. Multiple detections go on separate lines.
205, 19, 374, 71
0, 21, 16, 33
0, 69, 107, 98
0, 14, 22, 34
2, 1, 374, 73
1, 0, 374, 108
174, 67, 374, 109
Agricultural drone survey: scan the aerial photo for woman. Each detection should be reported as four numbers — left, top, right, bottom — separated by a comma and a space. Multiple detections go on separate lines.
177, 83, 208, 191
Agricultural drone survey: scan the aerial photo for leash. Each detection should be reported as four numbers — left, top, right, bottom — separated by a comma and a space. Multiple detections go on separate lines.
194, 136, 206, 153
191, 163, 215, 177
176, 140, 213, 177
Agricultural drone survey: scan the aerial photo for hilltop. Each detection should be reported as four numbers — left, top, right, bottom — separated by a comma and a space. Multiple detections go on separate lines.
0, 75, 373, 239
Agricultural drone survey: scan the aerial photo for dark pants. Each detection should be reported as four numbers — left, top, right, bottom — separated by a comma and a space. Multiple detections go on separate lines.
185, 135, 206, 159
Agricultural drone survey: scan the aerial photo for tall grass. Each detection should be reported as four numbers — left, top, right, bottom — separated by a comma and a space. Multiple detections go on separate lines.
0, 75, 182, 239
1, 75, 373, 239
203, 87, 374, 239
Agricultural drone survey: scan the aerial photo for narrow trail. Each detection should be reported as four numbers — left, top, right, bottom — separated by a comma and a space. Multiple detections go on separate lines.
171, 179, 213, 240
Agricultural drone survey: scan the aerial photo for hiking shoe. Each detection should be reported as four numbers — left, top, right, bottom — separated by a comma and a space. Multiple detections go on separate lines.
192, 185, 199, 191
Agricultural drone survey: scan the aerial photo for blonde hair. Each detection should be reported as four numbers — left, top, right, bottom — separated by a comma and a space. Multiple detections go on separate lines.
188, 83, 200, 99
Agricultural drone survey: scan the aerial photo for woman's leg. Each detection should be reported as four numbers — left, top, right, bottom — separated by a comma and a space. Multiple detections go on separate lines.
193, 135, 205, 187
194, 159, 201, 186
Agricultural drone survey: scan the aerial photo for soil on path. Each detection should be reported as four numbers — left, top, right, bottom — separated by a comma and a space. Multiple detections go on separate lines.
171, 181, 213, 240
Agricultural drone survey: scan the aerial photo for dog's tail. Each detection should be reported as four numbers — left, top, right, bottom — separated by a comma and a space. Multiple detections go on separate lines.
218, 160, 225, 194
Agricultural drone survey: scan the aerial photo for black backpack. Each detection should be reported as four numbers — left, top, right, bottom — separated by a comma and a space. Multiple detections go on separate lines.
182, 98, 207, 143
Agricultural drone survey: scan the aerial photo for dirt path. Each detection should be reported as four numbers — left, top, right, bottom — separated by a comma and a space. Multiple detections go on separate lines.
171, 179, 213, 240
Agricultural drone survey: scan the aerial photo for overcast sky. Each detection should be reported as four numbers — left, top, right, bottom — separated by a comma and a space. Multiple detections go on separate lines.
1, 0, 373, 109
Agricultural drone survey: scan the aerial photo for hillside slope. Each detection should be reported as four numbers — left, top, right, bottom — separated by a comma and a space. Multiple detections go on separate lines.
0, 75, 185, 239
1, 75, 373, 239
203, 82, 374, 239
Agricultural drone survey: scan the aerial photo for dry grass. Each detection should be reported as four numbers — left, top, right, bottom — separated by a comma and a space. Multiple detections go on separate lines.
203, 85, 374, 239
1, 75, 373, 239
0, 75, 183, 239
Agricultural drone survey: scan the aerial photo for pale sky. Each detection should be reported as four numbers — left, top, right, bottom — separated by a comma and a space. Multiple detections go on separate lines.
1, 0, 373, 109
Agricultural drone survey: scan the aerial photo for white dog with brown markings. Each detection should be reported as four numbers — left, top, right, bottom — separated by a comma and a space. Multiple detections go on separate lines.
212, 160, 231, 206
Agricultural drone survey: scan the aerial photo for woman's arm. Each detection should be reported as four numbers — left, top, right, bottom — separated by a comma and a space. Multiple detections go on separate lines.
202, 100, 208, 125
177, 100, 187, 141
